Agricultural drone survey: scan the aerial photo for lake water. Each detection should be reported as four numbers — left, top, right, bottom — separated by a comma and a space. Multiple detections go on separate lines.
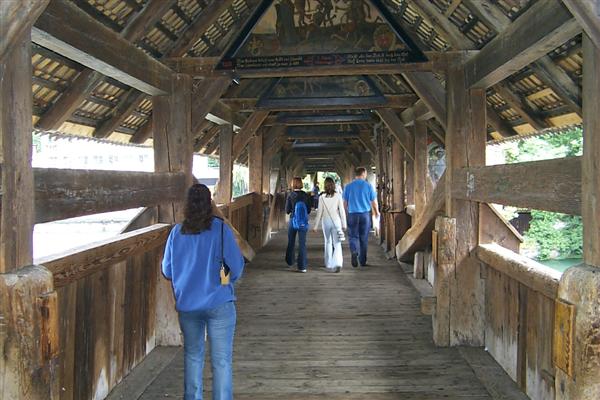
538, 258, 583, 273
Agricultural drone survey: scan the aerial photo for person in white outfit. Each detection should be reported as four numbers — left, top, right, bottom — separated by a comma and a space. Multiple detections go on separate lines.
313, 177, 347, 273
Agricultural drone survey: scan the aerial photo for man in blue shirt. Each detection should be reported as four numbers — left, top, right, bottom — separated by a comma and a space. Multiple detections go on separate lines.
343, 167, 379, 267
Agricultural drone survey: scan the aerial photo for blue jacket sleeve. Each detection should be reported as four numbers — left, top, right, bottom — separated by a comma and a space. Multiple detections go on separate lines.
223, 223, 244, 283
161, 227, 174, 280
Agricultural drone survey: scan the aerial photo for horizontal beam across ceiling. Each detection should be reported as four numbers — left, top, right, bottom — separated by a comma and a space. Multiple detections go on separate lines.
32, 0, 173, 95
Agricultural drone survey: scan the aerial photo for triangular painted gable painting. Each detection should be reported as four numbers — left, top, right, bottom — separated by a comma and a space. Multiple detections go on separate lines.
218, 0, 427, 70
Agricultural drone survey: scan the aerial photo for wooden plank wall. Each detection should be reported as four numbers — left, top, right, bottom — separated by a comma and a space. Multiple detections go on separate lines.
55, 246, 161, 400
483, 264, 556, 400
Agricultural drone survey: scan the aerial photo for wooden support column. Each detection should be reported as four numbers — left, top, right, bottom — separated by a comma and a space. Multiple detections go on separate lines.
215, 124, 233, 204
433, 216, 456, 346
1, 29, 34, 272
0, 26, 59, 400
249, 129, 263, 194
248, 130, 264, 249
391, 139, 405, 211
555, 34, 600, 400
445, 57, 487, 346
153, 74, 192, 346
413, 121, 428, 219
405, 153, 414, 207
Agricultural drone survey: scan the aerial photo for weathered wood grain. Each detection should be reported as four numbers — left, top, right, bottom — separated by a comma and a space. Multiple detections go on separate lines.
0, 265, 57, 399
476, 244, 561, 299
446, 61, 486, 346
0, 0, 49, 62
107, 230, 525, 399
451, 157, 582, 215
232, 111, 269, 161
464, 0, 580, 88
32, 0, 173, 95
396, 173, 445, 261
0, 28, 34, 273
38, 224, 171, 288
377, 108, 415, 160
29, 168, 185, 223
215, 124, 233, 204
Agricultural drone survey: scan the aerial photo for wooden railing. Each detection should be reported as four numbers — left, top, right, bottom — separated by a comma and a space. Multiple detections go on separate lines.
476, 243, 561, 400
0, 186, 283, 400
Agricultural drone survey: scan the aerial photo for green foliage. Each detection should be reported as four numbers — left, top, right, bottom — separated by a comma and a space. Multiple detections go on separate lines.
525, 210, 583, 260
499, 127, 583, 261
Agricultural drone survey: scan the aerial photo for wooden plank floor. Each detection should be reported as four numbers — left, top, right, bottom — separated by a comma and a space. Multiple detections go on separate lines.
109, 228, 501, 399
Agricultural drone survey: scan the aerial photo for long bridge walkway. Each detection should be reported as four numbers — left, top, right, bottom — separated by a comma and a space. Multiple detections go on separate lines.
107, 228, 521, 400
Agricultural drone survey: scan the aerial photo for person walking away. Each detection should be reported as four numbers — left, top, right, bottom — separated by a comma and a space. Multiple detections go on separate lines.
343, 167, 379, 267
312, 182, 320, 209
162, 184, 245, 400
313, 177, 347, 272
285, 176, 312, 272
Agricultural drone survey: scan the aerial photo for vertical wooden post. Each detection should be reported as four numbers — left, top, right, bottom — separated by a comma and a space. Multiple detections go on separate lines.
0, 26, 58, 400
215, 124, 233, 204
405, 153, 414, 206
249, 129, 263, 194
0, 29, 34, 272
433, 216, 456, 346
153, 74, 192, 346
413, 121, 428, 219
445, 56, 486, 346
248, 130, 264, 249
555, 34, 600, 400
391, 139, 405, 211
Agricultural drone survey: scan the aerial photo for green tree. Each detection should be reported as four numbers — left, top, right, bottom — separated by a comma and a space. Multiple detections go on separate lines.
501, 127, 583, 261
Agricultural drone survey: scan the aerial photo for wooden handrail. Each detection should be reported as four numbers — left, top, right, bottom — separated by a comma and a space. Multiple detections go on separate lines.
37, 223, 171, 288
476, 243, 562, 299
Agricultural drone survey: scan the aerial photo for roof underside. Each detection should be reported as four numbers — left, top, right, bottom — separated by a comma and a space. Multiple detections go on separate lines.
30, 0, 584, 165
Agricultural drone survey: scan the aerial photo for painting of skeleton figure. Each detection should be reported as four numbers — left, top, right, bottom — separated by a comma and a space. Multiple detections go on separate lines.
237, 0, 408, 57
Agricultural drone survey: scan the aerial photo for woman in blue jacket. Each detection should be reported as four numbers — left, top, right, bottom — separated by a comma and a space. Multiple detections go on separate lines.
162, 184, 244, 400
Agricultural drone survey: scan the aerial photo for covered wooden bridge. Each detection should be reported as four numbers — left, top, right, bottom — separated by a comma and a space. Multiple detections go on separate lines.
1, 0, 599, 399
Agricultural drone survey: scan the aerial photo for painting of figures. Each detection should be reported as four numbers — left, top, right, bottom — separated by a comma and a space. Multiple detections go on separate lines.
237, 0, 407, 57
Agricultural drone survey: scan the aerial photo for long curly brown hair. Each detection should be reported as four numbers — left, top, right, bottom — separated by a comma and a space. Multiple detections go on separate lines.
181, 184, 214, 234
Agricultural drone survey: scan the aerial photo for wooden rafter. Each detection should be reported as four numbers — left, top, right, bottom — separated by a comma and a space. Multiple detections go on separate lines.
467, 0, 582, 117
494, 83, 546, 131
232, 110, 270, 161
35, 0, 177, 131
562, 0, 600, 51
32, 0, 173, 95
464, 0, 580, 89
376, 108, 415, 160
0, 0, 49, 62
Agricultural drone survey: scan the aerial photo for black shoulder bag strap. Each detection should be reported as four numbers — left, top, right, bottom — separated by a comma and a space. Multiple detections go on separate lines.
220, 221, 230, 285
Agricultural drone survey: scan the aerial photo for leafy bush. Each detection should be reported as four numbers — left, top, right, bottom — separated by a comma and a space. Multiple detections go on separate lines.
500, 127, 583, 261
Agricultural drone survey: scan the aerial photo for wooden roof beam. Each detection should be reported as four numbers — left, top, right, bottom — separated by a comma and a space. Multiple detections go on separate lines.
376, 109, 415, 160
232, 111, 270, 160
35, 0, 174, 131
168, 0, 235, 57
407, 0, 473, 50
166, 58, 441, 78
494, 83, 546, 131
402, 72, 447, 129
32, 0, 173, 95
466, 0, 582, 117
562, 0, 600, 51
0, 0, 49, 62
464, 0, 581, 88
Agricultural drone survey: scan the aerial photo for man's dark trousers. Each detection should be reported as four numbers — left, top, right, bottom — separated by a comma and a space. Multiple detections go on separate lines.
347, 211, 371, 265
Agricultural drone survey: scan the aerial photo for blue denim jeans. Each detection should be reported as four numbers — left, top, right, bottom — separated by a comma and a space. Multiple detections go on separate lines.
286, 222, 307, 269
347, 212, 371, 265
178, 301, 236, 400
